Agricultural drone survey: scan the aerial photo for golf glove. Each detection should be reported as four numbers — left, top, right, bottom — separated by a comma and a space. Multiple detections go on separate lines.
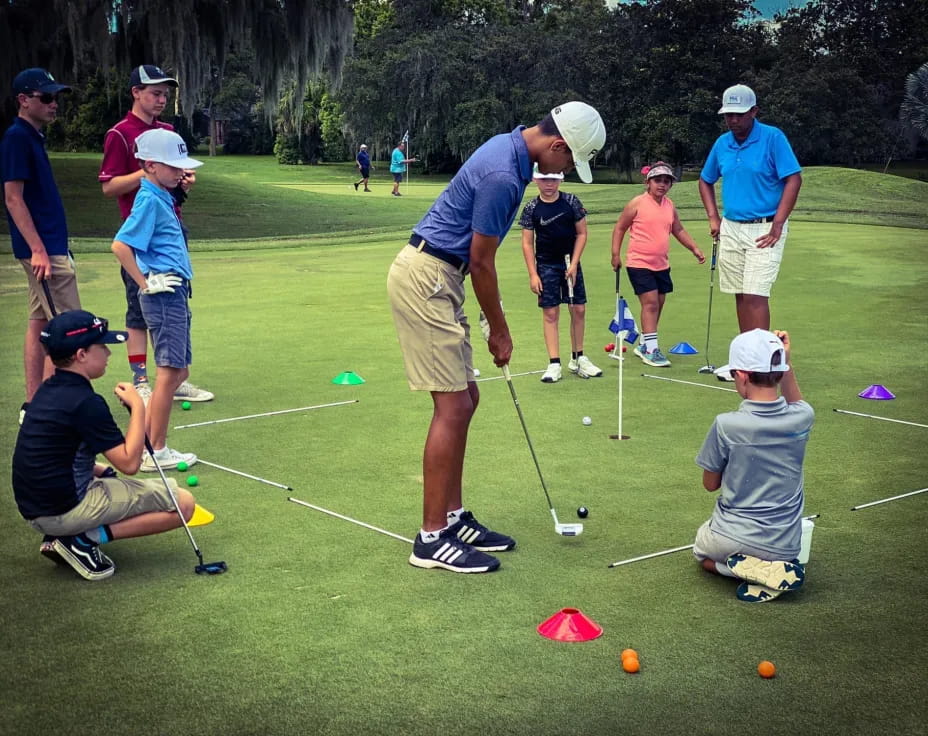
142, 273, 183, 294
478, 302, 504, 341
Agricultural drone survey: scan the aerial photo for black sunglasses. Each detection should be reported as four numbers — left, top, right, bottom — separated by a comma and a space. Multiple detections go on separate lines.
26, 92, 58, 104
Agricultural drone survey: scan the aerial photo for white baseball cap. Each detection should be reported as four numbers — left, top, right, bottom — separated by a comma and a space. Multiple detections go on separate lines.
715, 328, 790, 377
360, 144, 368, 149
135, 129, 203, 169
533, 163, 563, 180
718, 84, 757, 114
551, 101, 606, 184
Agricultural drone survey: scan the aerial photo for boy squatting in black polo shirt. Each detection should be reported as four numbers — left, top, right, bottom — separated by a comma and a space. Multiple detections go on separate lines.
12, 309, 196, 581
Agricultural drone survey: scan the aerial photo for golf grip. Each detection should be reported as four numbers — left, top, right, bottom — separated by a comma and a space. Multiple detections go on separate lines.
41, 280, 58, 317
502, 365, 557, 512
614, 267, 621, 293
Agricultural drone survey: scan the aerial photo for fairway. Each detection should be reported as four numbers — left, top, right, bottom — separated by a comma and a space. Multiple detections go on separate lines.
1, 160, 927, 735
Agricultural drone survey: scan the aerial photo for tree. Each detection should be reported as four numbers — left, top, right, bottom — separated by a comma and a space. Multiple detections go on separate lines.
901, 62, 928, 142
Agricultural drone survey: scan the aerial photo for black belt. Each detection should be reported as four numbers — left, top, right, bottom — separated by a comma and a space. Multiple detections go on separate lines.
408, 234, 468, 274
729, 216, 775, 224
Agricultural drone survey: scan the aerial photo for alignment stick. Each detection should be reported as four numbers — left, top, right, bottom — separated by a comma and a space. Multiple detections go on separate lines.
641, 373, 737, 393
288, 497, 414, 543
174, 400, 358, 429
608, 514, 821, 568
196, 459, 292, 490
476, 369, 545, 383
833, 409, 928, 429
851, 488, 928, 511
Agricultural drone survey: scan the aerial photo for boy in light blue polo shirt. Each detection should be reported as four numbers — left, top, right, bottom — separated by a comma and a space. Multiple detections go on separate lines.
693, 328, 813, 603
111, 129, 203, 472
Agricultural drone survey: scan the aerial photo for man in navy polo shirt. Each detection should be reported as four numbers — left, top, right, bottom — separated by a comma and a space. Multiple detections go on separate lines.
387, 101, 605, 573
699, 84, 802, 337
2, 68, 79, 411
12, 309, 197, 581
354, 143, 372, 191
99, 64, 213, 404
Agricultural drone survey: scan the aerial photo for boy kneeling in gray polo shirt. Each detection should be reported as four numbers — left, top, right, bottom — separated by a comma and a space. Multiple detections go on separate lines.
694, 328, 813, 602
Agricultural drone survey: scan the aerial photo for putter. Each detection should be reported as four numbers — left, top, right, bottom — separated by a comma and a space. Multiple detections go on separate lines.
41, 279, 58, 316
140, 430, 227, 575
564, 254, 579, 370
698, 234, 719, 374
501, 364, 583, 536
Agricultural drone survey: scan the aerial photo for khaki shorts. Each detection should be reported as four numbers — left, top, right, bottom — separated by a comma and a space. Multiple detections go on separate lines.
19, 254, 81, 319
387, 244, 475, 392
692, 519, 775, 564
717, 219, 787, 297
28, 476, 178, 536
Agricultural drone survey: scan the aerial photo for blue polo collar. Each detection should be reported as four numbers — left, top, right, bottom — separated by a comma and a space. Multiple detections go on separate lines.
139, 176, 177, 205
511, 126, 532, 182
14, 115, 45, 143
726, 120, 761, 149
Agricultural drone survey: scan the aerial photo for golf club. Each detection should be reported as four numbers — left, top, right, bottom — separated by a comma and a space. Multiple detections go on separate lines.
564, 254, 578, 368
698, 234, 719, 374
41, 279, 58, 316
140, 430, 227, 575
501, 364, 583, 536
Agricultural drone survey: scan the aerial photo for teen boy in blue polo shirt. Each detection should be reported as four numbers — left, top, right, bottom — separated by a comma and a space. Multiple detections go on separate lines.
111, 129, 203, 472
2, 68, 80, 409
12, 309, 196, 581
387, 101, 605, 573
699, 84, 802, 335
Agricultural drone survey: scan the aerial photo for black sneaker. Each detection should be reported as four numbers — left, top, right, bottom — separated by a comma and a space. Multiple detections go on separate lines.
52, 535, 115, 580
448, 511, 516, 552
353, 182, 359, 191
409, 529, 500, 573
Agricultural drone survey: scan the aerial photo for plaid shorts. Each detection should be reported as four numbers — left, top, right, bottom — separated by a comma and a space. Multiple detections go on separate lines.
718, 218, 787, 297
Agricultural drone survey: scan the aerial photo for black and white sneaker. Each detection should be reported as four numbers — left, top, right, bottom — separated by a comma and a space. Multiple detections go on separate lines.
448, 511, 516, 552
52, 535, 115, 581
409, 529, 500, 573
40, 535, 67, 566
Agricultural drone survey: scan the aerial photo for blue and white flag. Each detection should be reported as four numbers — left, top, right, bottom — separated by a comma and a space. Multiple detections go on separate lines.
609, 297, 639, 344
401, 129, 409, 144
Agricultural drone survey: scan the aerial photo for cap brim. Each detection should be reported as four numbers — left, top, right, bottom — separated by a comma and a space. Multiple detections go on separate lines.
718, 105, 752, 114
101, 331, 129, 345
573, 159, 593, 183
39, 83, 71, 94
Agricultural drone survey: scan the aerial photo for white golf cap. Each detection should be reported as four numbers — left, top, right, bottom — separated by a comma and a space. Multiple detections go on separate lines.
533, 163, 563, 180
134, 129, 203, 169
360, 144, 368, 149
551, 101, 606, 184
718, 84, 757, 114
715, 328, 790, 377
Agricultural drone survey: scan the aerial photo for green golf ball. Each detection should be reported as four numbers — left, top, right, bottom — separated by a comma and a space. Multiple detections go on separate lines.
181, 401, 192, 410
186, 475, 199, 487
177, 461, 188, 471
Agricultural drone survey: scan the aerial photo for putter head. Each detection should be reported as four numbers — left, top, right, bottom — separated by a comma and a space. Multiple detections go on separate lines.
556, 523, 584, 536
697, 365, 716, 374
195, 561, 228, 575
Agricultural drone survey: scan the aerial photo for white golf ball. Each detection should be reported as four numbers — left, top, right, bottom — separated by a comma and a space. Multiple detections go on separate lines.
582, 416, 592, 425
473, 368, 481, 377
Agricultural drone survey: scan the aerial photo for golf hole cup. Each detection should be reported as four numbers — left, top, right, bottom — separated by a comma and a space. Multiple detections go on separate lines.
798, 517, 815, 565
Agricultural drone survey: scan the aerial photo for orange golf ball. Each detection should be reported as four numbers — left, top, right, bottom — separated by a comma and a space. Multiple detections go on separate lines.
621, 648, 638, 661
758, 660, 776, 678
622, 657, 640, 673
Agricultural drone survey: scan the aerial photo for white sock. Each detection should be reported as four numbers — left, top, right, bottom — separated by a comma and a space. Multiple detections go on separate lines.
644, 333, 658, 352
447, 507, 465, 524
419, 527, 445, 543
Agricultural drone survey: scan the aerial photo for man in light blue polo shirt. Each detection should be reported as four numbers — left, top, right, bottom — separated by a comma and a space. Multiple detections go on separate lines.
699, 85, 802, 335
389, 141, 416, 196
387, 101, 605, 573
2, 67, 79, 409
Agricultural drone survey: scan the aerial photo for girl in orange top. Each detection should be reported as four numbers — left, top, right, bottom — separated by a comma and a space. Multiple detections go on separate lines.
611, 162, 705, 367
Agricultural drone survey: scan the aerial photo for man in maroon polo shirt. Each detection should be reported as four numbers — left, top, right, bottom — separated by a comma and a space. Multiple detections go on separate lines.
99, 64, 214, 404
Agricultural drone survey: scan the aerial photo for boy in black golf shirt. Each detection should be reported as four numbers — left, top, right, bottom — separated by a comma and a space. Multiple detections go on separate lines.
12, 309, 196, 581
520, 165, 602, 382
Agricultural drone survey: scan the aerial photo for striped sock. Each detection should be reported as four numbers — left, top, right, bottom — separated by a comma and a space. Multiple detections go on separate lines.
643, 333, 658, 352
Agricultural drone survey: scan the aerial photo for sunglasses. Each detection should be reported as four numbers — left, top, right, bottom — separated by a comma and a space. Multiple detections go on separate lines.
25, 92, 58, 104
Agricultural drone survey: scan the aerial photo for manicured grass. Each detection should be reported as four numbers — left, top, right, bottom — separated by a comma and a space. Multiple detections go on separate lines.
1, 160, 926, 735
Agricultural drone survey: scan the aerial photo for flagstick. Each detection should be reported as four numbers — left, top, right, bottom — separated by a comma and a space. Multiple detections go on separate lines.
610, 269, 631, 440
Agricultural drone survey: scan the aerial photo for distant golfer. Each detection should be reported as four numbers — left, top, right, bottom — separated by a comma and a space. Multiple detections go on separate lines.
354, 144, 372, 191
12, 309, 196, 581
699, 84, 801, 336
519, 165, 602, 382
693, 328, 813, 603
387, 101, 605, 573
611, 161, 705, 368
389, 141, 416, 196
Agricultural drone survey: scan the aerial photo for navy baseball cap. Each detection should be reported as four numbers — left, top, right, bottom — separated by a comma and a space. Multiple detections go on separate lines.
129, 65, 178, 89
12, 68, 71, 96
40, 310, 128, 360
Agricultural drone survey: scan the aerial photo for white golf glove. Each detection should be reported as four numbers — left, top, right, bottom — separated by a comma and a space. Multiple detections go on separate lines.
478, 302, 504, 342
142, 273, 183, 294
